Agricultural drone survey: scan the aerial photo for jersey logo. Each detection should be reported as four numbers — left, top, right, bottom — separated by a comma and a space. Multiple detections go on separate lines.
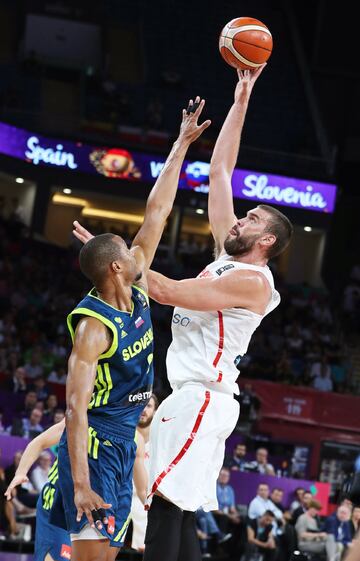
161, 416, 176, 423
215, 264, 235, 276
121, 329, 128, 339
103, 440, 112, 447
135, 316, 144, 329
107, 515, 115, 535
60, 544, 72, 559
114, 317, 124, 328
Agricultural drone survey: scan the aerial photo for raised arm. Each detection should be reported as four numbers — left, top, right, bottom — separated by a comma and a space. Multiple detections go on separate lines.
147, 268, 270, 314
66, 317, 112, 529
209, 67, 265, 256
130, 98, 211, 273
4, 419, 65, 500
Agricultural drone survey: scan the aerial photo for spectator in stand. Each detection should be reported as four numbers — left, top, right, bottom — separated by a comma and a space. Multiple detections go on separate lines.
17, 390, 37, 417
53, 408, 65, 424
350, 506, 360, 539
5, 451, 38, 508
296, 499, 337, 560
5, 366, 27, 394
23, 350, 44, 379
224, 443, 247, 471
43, 394, 58, 424
290, 487, 305, 513
275, 349, 294, 384
47, 363, 67, 385
31, 450, 52, 492
7, 407, 44, 439
247, 448, 276, 476
270, 488, 298, 561
214, 468, 241, 533
310, 354, 331, 380
292, 491, 313, 524
312, 362, 333, 392
248, 483, 283, 522
30, 375, 49, 401
325, 504, 352, 558
195, 508, 232, 557
245, 510, 278, 561
238, 383, 259, 424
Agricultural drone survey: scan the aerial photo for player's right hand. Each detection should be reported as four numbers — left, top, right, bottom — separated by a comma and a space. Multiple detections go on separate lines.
73, 221, 94, 244
178, 96, 211, 145
74, 486, 112, 530
4, 474, 29, 500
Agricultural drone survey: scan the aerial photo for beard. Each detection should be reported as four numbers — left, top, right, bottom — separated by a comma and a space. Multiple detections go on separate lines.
138, 415, 153, 428
224, 231, 259, 256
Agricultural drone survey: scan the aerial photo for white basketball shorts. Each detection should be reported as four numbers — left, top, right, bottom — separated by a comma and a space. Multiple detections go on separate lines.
147, 383, 239, 512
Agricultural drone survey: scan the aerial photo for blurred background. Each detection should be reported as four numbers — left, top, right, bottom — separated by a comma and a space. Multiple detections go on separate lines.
0, 0, 360, 560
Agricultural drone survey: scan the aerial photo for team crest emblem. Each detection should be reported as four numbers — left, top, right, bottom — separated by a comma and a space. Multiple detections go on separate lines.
114, 317, 124, 328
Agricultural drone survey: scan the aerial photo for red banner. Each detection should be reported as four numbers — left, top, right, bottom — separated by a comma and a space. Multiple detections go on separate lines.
239, 378, 360, 433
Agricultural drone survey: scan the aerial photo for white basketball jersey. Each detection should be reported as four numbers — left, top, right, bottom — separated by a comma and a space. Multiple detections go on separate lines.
166, 254, 280, 395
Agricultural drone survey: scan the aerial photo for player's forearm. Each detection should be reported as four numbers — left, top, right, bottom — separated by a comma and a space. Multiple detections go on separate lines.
147, 270, 176, 305
210, 95, 250, 179
15, 421, 64, 477
14, 439, 44, 477
146, 137, 189, 218
66, 402, 91, 489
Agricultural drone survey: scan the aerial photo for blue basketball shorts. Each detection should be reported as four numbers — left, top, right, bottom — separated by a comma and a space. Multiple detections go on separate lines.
50, 427, 136, 547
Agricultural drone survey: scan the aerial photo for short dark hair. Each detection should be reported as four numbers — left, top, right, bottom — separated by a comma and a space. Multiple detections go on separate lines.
271, 487, 283, 494
262, 510, 276, 518
79, 233, 126, 286
258, 204, 293, 259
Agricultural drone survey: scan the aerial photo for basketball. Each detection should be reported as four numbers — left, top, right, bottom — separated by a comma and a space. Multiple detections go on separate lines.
219, 17, 273, 70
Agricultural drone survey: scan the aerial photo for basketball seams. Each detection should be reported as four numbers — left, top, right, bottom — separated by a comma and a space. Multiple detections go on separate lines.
231, 38, 272, 53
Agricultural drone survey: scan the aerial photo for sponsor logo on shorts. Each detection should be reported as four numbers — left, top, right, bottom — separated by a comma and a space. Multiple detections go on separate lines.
215, 264, 235, 276
107, 515, 115, 535
60, 544, 72, 559
103, 440, 112, 447
161, 416, 175, 423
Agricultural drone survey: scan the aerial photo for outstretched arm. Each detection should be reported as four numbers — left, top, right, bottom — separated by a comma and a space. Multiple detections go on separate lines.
130, 97, 211, 275
4, 420, 65, 500
73, 99, 210, 278
209, 67, 265, 256
147, 269, 270, 314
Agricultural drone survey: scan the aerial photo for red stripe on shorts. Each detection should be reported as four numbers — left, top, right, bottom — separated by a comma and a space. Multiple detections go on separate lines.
212, 311, 224, 368
148, 390, 211, 499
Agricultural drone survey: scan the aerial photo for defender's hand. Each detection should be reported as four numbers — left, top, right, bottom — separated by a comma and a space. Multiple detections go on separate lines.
73, 221, 94, 245
178, 96, 211, 145
4, 474, 29, 500
74, 486, 112, 530
234, 64, 266, 103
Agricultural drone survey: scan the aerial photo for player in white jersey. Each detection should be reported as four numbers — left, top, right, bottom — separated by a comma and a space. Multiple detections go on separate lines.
130, 394, 158, 551
141, 68, 293, 561
73, 69, 293, 561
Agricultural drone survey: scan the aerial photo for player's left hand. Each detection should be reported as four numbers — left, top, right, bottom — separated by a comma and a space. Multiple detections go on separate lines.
75, 486, 112, 530
178, 96, 211, 145
234, 64, 266, 103
73, 221, 94, 244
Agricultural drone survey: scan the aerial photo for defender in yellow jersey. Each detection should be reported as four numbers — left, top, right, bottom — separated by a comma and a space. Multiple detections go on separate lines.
50, 98, 211, 561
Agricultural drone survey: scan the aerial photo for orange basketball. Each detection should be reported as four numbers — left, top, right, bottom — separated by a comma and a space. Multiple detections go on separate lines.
219, 17, 273, 70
